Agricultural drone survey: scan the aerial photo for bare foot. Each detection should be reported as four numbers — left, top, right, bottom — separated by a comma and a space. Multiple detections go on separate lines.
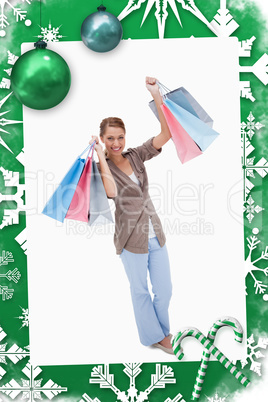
158, 336, 172, 349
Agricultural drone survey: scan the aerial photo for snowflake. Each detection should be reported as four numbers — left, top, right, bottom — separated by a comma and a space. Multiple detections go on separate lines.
239, 36, 256, 58
80, 363, 185, 402
36, 21, 65, 42
0, 249, 17, 301
240, 81, 255, 102
0, 93, 16, 154
0, 251, 21, 301
0, 166, 25, 230
7, 49, 19, 65
243, 195, 264, 224
0, 109, 23, 132
0, 360, 68, 401
241, 112, 265, 140
0, 0, 32, 38
3, 67, 11, 76
16, 147, 25, 165
14, 227, 28, 254
0, 284, 13, 300
240, 55, 268, 86
0, 85, 23, 154
0, 50, 19, 89
238, 334, 268, 376
0, 51, 24, 154
206, 392, 227, 402
239, 34, 268, 98
15, 306, 29, 329
118, 1, 265, 96
117, 0, 218, 39
0, 250, 14, 266
239, 36, 257, 101
0, 323, 29, 381
0, 268, 21, 299
241, 111, 267, 202
245, 228, 268, 296
209, 0, 239, 37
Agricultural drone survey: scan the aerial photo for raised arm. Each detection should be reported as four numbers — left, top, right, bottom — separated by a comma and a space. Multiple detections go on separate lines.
145, 76, 172, 150
89, 136, 118, 199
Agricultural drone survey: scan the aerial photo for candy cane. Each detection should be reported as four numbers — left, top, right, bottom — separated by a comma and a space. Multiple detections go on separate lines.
171, 327, 250, 390
191, 317, 243, 400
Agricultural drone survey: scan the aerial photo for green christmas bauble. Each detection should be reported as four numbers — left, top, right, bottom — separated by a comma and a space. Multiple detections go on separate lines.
11, 41, 71, 110
81, 5, 123, 53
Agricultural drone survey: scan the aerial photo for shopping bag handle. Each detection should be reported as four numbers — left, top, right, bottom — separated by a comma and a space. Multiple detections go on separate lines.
87, 140, 96, 160
78, 140, 96, 159
156, 81, 171, 99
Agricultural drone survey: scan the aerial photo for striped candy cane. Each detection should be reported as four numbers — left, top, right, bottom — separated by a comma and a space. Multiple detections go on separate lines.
191, 317, 243, 400
171, 327, 250, 390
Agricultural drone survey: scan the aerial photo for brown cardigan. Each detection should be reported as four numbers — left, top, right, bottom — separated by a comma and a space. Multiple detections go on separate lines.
96, 136, 166, 254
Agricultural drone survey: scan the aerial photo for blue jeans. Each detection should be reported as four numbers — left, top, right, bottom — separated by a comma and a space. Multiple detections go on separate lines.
119, 236, 172, 346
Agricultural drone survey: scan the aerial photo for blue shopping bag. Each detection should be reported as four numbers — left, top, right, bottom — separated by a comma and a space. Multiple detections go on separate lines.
149, 82, 214, 127
149, 82, 219, 152
163, 97, 219, 152
174, 86, 214, 128
42, 143, 95, 222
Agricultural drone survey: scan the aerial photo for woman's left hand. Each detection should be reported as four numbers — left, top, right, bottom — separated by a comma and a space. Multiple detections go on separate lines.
145, 76, 160, 97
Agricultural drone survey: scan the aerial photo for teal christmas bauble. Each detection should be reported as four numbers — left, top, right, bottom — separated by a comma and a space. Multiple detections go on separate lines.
11, 41, 71, 110
81, 5, 123, 53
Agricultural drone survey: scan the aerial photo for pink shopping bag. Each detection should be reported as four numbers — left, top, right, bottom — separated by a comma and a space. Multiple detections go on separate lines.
161, 103, 203, 164
65, 144, 94, 222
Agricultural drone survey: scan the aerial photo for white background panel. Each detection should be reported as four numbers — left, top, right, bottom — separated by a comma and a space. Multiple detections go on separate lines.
23, 37, 246, 365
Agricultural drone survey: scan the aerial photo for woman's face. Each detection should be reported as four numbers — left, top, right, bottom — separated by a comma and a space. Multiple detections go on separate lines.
102, 126, 126, 156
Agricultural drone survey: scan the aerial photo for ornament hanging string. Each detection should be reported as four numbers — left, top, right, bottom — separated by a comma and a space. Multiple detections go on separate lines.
40, 0, 42, 29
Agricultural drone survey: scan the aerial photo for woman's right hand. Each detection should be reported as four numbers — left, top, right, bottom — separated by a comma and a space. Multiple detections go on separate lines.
89, 135, 103, 154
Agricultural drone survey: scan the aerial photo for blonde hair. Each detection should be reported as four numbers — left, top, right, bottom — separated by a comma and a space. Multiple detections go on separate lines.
99, 117, 126, 157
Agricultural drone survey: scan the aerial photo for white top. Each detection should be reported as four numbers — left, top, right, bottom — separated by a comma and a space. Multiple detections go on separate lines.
128, 171, 157, 239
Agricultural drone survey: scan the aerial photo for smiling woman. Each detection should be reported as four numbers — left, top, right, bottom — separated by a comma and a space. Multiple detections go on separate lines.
88, 77, 175, 354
